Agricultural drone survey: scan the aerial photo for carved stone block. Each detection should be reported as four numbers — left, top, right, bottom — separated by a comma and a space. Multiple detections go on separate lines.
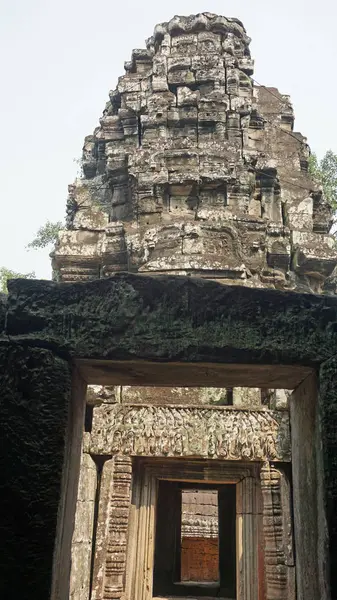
292, 231, 337, 277
233, 387, 261, 408
91, 456, 132, 600
70, 454, 97, 600
260, 462, 295, 599
89, 404, 290, 461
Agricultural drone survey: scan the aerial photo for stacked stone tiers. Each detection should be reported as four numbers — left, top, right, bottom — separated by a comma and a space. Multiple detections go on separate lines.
53, 13, 336, 294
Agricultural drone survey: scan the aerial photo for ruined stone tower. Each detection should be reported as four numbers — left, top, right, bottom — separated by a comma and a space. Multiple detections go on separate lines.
54, 13, 337, 600
53, 13, 335, 291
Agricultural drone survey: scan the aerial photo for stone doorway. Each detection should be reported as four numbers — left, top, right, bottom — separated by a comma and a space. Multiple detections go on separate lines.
115, 458, 262, 600
180, 486, 224, 588
153, 482, 235, 598
3, 272, 335, 600
78, 396, 293, 600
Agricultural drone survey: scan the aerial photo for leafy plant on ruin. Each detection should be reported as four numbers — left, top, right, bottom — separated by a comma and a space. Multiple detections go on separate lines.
309, 150, 337, 210
0, 267, 36, 294
27, 220, 63, 250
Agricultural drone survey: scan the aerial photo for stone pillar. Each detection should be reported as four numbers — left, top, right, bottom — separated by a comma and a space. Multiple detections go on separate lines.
291, 373, 330, 600
319, 357, 337, 599
236, 476, 261, 600
91, 456, 132, 600
260, 462, 295, 599
0, 343, 85, 600
70, 452, 98, 600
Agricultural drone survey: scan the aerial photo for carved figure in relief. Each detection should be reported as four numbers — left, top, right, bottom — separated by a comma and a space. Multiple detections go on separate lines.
90, 405, 291, 461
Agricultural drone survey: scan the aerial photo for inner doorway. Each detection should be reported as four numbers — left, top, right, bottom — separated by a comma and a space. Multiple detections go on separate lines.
181, 488, 219, 584
153, 481, 236, 598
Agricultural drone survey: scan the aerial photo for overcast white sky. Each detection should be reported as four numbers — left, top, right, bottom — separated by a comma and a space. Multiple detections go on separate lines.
0, 0, 336, 279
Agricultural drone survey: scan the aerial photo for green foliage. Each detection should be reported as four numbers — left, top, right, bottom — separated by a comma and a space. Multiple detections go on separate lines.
309, 150, 337, 210
0, 267, 35, 294
27, 221, 63, 250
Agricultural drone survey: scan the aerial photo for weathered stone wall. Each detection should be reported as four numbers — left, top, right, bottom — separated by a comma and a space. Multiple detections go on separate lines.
7, 274, 337, 367
0, 344, 72, 599
2, 273, 337, 599
115, 385, 232, 405
181, 489, 218, 538
70, 452, 97, 600
181, 537, 219, 582
53, 13, 335, 294
51, 12, 336, 411
0, 293, 6, 331
181, 490, 219, 582
318, 358, 337, 596
291, 375, 329, 600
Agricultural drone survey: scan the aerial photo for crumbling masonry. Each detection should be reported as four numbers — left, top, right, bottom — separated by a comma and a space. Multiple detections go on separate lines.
53, 10, 337, 417
29, 11, 337, 600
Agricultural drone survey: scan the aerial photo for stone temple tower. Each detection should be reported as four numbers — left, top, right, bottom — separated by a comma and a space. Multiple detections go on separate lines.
53, 13, 335, 291
54, 13, 337, 600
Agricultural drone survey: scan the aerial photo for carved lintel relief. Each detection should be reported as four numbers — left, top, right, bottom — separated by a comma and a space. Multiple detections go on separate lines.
91, 456, 132, 600
260, 462, 296, 600
89, 404, 291, 462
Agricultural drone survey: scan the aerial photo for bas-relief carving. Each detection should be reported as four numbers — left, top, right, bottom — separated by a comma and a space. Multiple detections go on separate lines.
260, 462, 295, 600
91, 456, 132, 600
89, 405, 291, 461
82, 457, 297, 600
181, 490, 218, 538
181, 516, 218, 538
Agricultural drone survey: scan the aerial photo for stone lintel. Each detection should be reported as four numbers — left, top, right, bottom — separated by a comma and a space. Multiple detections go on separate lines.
77, 358, 312, 389
6, 273, 337, 372
89, 404, 290, 461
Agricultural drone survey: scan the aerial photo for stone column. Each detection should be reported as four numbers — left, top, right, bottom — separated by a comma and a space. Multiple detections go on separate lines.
0, 343, 85, 600
236, 476, 261, 600
291, 373, 330, 600
260, 462, 295, 600
70, 452, 98, 600
91, 456, 132, 600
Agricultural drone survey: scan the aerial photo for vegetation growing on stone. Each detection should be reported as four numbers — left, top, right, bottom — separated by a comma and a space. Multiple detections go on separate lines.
309, 150, 337, 210
0, 267, 35, 293
27, 220, 63, 250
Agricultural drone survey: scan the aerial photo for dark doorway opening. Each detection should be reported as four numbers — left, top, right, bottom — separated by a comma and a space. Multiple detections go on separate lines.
153, 481, 236, 598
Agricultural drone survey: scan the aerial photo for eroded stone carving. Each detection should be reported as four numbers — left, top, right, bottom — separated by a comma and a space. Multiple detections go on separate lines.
181, 489, 218, 538
91, 456, 132, 600
89, 404, 290, 461
260, 462, 295, 599
53, 13, 336, 293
